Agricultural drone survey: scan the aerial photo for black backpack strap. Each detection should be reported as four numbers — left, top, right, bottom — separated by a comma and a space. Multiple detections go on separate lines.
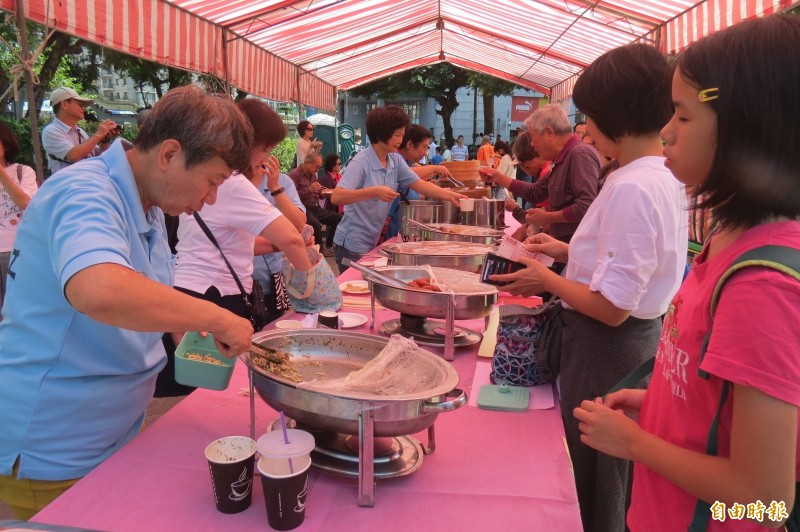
686, 381, 731, 531
605, 357, 654, 397
688, 245, 800, 531
698, 245, 800, 378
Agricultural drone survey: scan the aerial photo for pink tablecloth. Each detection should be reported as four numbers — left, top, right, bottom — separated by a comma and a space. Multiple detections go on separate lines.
32, 231, 581, 531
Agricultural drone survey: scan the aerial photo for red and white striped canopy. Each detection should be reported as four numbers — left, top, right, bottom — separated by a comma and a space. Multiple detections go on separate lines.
5, 0, 798, 110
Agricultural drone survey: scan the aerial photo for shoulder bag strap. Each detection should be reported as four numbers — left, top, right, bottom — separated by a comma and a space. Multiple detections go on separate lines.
688, 244, 800, 531
192, 212, 249, 302
16, 163, 23, 183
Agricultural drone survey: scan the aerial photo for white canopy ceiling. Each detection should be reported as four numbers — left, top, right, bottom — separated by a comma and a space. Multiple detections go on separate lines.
6, 0, 797, 110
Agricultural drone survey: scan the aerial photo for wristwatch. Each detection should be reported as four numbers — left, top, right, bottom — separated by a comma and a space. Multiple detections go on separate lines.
269, 187, 285, 197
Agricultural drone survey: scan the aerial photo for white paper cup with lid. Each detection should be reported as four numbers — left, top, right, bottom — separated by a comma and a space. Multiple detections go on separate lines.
257, 429, 316, 530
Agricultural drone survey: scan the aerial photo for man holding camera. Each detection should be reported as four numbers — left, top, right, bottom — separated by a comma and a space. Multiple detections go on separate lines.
42, 87, 121, 175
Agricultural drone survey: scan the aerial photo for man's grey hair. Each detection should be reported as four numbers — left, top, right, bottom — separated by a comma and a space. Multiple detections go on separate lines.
304, 152, 322, 165
524, 104, 573, 136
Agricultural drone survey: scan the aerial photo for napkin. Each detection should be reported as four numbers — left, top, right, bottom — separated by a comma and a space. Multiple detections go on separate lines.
477, 306, 500, 358
357, 256, 388, 267
340, 296, 386, 311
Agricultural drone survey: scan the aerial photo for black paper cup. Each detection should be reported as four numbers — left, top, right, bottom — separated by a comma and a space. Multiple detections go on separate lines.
205, 436, 257, 514
318, 311, 339, 329
258, 455, 311, 530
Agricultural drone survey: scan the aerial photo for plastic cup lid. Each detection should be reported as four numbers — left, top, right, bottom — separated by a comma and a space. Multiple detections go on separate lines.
257, 429, 316, 459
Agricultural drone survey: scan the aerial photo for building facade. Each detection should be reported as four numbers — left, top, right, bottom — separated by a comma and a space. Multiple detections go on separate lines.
337, 87, 584, 148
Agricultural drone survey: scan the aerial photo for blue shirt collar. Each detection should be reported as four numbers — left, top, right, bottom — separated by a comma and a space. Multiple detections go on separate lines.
366, 144, 396, 172
99, 139, 151, 234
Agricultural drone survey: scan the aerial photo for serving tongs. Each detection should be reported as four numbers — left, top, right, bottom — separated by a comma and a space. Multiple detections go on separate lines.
406, 218, 439, 233
444, 175, 465, 189
343, 259, 409, 290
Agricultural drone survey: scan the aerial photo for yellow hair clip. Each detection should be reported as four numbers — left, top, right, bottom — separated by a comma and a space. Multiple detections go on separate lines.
698, 88, 719, 103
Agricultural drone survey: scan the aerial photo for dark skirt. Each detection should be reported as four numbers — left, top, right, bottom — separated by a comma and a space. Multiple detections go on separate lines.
539, 303, 661, 532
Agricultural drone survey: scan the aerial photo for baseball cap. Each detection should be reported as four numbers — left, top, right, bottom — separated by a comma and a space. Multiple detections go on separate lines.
50, 87, 93, 106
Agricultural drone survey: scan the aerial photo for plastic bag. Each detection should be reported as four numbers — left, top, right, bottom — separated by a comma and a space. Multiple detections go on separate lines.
282, 247, 342, 313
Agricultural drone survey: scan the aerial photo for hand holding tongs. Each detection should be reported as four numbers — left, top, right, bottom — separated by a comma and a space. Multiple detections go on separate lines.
398, 188, 411, 205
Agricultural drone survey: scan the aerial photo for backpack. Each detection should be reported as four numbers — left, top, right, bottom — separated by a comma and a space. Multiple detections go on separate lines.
609, 245, 800, 531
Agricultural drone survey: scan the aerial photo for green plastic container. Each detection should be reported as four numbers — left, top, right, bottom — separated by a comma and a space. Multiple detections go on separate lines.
174, 332, 236, 391
477, 384, 530, 412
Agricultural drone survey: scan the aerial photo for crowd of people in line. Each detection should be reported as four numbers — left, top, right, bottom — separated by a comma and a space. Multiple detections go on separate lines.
0, 14, 798, 532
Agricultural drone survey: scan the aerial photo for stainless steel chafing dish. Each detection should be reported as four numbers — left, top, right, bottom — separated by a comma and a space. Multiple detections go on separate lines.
378, 241, 494, 273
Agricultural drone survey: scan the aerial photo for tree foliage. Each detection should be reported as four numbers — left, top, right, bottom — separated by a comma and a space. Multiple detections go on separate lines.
346, 64, 463, 145
346, 63, 522, 145
104, 49, 191, 102
0, 13, 100, 117
467, 72, 519, 136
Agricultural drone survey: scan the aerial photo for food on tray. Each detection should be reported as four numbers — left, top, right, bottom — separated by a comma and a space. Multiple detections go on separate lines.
406, 277, 442, 292
428, 224, 502, 236
184, 352, 226, 366
249, 344, 303, 383
382, 241, 493, 256
341, 281, 370, 294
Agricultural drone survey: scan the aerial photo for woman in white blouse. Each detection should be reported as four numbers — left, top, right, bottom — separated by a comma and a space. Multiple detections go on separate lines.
492, 44, 688, 532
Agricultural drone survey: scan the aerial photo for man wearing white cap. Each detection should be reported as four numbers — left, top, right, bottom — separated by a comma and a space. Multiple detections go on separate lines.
41, 87, 120, 175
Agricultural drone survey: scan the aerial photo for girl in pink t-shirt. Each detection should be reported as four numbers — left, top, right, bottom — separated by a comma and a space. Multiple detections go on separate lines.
574, 15, 800, 531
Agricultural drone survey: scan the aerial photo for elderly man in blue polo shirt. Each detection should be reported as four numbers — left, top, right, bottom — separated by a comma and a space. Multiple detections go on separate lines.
0, 86, 255, 519
41, 87, 121, 175
331, 105, 465, 273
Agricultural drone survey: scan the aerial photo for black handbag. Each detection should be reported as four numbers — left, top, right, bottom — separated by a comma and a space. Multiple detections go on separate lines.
193, 213, 268, 331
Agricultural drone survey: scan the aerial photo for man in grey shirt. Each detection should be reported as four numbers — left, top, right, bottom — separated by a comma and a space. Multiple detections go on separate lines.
41, 87, 120, 175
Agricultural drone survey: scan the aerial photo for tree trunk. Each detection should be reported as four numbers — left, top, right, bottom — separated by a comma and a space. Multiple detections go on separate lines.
435, 85, 460, 148
437, 104, 455, 146
148, 73, 164, 99
29, 32, 80, 116
482, 93, 494, 136
0, 67, 11, 114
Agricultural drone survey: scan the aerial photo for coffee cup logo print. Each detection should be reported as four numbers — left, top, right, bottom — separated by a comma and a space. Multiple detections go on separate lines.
229, 467, 252, 501
294, 477, 308, 513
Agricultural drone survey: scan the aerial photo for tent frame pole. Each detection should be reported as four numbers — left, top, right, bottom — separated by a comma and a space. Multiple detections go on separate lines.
16, 0, 45, 183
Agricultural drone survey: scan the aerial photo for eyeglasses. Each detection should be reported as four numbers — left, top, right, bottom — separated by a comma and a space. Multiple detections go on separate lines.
306, 127, 314, 131
68, 99, 90, 109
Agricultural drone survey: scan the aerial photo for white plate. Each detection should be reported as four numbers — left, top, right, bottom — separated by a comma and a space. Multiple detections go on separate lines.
274, 319, 304, 330
339, 312, 368, 329
339, 280, 370, 295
